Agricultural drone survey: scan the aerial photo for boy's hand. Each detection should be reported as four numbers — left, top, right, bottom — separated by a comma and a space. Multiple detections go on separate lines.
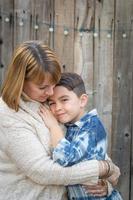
83, 179, 108, 197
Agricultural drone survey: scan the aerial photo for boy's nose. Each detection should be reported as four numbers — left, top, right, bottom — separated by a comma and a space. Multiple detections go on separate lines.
55, 103, 62, 111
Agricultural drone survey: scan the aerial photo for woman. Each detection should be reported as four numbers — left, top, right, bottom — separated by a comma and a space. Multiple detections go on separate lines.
0, 41, 119, 200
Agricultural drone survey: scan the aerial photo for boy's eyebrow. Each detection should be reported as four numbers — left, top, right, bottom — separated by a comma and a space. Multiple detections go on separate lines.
49, 95, 69, 101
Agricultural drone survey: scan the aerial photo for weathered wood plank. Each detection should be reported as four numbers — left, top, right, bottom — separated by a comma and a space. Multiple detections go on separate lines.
14, 0, 31, 46
129, 5, 133, 198
131, 68, 133, 199
54, 0, 75, 71
93, 0, 114, 154
0, 4, 2, 86
30, 0, 54, 48
112, 0, 133, 199
131, 59, 133, 200
0, 0, 14, 84
74, 0, 94, 111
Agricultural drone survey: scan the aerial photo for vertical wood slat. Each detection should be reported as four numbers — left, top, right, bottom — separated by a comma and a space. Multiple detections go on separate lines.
93, 0, 114, 154
54, 0, 75, 71
0, 3, 2, 86
14, 0, 31, 47
14, 0, 54, 48
129, 5, 133, 198
30, 0, 54, 48
112, 0, 133, 199
131, 56, 133, 200
0, 0, 14, 83
74, 0, 94, 111
36, 0, 54, 49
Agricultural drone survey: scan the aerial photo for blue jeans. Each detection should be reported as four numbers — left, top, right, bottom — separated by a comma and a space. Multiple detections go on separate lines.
68, 189, 123, 200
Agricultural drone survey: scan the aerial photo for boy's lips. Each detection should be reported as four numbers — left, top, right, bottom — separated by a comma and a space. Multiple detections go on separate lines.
55, 113, 70, 123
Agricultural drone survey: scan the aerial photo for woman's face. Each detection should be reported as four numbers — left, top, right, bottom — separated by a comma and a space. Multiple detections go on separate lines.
23, 78, 55, 103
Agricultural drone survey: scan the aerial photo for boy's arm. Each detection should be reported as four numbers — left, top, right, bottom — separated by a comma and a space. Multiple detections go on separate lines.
54, 116, 108, 167
39, 106, 92, 166
53, 131, 91, 166
94, 117, 107, 160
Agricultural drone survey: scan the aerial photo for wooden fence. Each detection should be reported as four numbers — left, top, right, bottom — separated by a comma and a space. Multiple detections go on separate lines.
0, 0, 132, 199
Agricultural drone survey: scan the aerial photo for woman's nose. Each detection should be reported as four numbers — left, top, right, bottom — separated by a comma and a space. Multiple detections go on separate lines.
45, 86, 54, 96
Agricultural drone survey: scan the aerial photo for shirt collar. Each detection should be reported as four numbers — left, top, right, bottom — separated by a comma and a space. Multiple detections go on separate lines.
65, 109, 98, 128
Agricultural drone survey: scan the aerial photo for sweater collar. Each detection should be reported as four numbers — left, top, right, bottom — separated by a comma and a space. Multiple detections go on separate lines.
19, 98, 44, 124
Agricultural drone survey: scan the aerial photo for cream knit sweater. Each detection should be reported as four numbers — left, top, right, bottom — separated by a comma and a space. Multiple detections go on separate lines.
0, 97, 99, 200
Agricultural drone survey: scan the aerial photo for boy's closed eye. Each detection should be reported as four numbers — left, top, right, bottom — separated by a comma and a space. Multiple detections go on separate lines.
48, 101, 55, 106
61, 98, 69, 102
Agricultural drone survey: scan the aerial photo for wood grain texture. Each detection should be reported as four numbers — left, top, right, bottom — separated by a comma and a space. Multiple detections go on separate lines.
0, 0, 14, 83
93, 0, 114, 154
74, 0, 94, 111
54, 0, 74, 71
111, 0, 133, 199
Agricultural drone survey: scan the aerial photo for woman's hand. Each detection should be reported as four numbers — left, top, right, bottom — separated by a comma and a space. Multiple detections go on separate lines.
39, 105, 59, 129
39, 105, 64, 147
83, 179, 108, 197
107, 166, 119, 186
99, 160, 120, 186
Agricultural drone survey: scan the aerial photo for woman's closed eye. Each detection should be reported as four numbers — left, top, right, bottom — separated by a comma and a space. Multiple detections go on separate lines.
39, 86, 48, 90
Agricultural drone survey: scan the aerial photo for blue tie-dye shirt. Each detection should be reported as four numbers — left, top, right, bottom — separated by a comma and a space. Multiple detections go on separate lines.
53, 109, 108, 200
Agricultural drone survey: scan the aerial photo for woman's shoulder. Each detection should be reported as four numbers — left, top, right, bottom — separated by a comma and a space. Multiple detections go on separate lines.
0, 98, 29, 126
0, 97, 15, 114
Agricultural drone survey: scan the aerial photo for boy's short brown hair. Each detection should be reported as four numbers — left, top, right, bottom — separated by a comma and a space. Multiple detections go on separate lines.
56, 72, 86, 97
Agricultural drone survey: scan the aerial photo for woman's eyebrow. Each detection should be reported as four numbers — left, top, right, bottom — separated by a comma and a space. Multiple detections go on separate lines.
39, 84, 49, 87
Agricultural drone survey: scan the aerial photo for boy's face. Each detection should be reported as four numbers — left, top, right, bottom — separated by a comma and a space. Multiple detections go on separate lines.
48, 86, 88, 123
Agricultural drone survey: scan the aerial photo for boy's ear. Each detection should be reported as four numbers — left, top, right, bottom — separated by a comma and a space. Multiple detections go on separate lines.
80, 94, 88, 108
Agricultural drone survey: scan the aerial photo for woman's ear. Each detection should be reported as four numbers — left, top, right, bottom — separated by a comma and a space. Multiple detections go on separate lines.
80, 94, 88, 108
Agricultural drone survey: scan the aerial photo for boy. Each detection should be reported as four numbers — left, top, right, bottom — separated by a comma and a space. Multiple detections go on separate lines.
39, 72, 123, 200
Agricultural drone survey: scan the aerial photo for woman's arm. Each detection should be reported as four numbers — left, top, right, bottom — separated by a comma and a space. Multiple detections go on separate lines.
0, 106, 119, 188
2, 115, 100, 185
39, 106, 120, 184
2, 114, 119, 187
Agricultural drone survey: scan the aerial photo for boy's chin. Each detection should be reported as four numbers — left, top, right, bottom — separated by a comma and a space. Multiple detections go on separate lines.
59, 120, 69, 124
57, 118, 70, 124
57, 115, 76, 124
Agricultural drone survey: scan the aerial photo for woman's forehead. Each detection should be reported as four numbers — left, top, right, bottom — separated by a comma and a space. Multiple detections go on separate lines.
39, 78, 53, 86
34, 72, 55, 85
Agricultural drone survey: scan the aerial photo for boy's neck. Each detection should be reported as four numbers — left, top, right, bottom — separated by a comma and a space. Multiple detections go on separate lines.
69, 110, 86, 124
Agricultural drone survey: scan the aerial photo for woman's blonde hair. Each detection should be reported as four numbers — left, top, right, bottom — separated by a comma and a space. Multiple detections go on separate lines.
1, 41, 61, 111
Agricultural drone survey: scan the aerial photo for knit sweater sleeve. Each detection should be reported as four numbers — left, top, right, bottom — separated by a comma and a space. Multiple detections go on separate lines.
3, 116, 99, 186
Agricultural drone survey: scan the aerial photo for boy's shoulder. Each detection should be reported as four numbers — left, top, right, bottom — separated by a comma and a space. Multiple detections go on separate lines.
83, 109, 99, 121
76, 109, 99, 127
88, 109, 98, 116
